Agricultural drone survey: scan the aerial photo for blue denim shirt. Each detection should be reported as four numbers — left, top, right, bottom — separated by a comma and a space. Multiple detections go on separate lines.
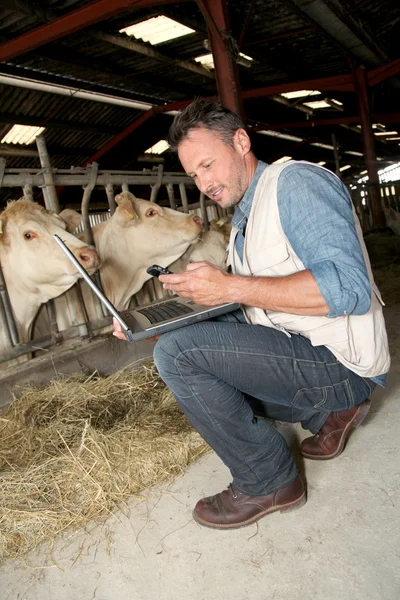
232, 160, 386, 386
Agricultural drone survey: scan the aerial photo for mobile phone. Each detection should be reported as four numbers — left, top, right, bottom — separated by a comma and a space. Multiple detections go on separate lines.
146, 264, 173, 278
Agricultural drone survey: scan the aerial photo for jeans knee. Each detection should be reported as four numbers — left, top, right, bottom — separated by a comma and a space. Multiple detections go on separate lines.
153, 331, 182, 378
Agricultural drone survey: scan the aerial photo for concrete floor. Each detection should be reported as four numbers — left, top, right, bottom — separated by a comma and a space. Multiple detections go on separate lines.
1, 307, 399, 600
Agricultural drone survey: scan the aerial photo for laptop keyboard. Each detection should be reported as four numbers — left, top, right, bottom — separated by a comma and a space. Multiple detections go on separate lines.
136, 300, 194, 324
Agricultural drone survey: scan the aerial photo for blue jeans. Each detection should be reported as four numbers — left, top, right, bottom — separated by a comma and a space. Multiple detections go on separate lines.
153, 310, 374, 496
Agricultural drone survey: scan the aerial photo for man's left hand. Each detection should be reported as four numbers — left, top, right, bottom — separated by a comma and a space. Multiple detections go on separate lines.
159, 261, 232, 306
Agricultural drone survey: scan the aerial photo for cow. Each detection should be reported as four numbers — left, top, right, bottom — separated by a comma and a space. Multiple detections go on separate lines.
0, 199, 99, 355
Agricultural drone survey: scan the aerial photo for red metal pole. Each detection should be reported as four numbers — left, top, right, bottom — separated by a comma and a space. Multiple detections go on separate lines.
353, 66, 384, 229
196, 0, 245, 121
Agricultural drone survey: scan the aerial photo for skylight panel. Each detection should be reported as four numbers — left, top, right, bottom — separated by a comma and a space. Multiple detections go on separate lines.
120, 16, 195, 45
339, 164, 351, 172
145, 140, 169, 154
280, 90, 320, 99
1, 124, 45, 145
303, 100, 332, 109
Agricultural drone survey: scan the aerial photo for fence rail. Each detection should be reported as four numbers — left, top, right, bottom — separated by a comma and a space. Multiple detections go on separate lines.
349, 182, 400, 233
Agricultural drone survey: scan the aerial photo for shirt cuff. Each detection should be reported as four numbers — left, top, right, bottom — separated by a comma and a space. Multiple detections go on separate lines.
310, 261, 360, 318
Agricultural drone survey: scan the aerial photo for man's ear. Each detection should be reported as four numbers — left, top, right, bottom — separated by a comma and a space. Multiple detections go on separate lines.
59, 209, 82, 233
234, 128, 251, 156
114, 194, 140, 223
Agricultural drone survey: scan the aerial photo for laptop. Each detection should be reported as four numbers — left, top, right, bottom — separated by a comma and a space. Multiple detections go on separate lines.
53, 234, 240, 342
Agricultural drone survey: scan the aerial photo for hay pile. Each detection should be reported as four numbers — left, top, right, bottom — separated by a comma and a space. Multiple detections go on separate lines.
0, 362, 209, 562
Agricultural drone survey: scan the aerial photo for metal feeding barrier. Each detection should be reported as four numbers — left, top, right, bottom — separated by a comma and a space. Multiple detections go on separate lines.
0, 136, 231, 367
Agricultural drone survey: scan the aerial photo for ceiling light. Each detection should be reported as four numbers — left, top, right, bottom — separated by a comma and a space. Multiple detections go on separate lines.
345, 151, 364, 156
1, 124, 45, 145
280, 90, 320, 99
360, 170, 368, 175
303, 100, 332, 109
272, 156, 292, 164
328, 98, 343, 106
145, 140, 169, 154
388, 137, 400, 140
318, 161, 326, 166
120, 16, 195, 45
339, 164, 351, 172
257, 130, 303, 142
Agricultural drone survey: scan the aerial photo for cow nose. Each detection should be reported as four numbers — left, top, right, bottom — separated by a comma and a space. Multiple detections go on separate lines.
192, 216, 202, 226
75, 246, 100, 270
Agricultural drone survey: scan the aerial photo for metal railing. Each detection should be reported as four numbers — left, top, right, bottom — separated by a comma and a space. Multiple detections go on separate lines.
0, 139, 232, 367
349, 182, 400, 233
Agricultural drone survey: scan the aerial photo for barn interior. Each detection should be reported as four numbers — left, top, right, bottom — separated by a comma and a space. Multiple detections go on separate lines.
0, 1, 399, 599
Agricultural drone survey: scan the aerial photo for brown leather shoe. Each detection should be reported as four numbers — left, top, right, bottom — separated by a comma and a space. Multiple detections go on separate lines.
192, 475, 306, 529
300, 399, 371, 460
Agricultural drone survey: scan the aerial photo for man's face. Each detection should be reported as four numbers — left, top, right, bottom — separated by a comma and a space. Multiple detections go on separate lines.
178, 127, 250, 209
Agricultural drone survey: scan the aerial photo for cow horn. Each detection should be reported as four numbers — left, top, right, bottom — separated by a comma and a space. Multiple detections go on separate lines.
115, 191, 137, 205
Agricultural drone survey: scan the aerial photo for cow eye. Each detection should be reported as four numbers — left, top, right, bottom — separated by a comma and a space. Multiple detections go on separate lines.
145, 208, 158, 217
23, 231, 35, 240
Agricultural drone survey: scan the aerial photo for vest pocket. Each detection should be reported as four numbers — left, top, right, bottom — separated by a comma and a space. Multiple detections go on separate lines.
292, 378, 354, 412
248, 242, 296, 277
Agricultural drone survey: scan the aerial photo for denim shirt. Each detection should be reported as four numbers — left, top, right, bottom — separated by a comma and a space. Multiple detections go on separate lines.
232, 160, 386, 386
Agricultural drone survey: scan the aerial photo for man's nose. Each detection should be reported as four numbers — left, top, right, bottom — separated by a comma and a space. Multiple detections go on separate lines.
198, 173, 213, 194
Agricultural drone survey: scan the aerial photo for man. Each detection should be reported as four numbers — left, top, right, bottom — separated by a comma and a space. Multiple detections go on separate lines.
113, 98, 390, 530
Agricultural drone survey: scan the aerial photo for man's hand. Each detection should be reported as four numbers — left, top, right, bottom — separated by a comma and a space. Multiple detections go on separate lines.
159, 261, 232, 306
112, 317, 128, 341
112, 318, 160, 342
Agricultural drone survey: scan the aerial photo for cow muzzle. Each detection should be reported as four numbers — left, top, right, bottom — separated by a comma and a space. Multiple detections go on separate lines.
73, 245, 100, 273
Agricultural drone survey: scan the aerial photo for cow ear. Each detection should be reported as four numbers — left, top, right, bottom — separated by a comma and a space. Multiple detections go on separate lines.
59, 209, 82, 233
115, 195, 140, 223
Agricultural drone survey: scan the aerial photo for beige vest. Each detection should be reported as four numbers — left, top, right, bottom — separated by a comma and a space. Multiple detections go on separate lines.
227, 161, 390, 378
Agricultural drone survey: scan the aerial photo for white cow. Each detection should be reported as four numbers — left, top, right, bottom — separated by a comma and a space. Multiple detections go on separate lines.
0, 199, 99, 353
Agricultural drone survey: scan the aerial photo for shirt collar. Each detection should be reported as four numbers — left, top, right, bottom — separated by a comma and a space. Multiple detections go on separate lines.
232, 160, 268, 228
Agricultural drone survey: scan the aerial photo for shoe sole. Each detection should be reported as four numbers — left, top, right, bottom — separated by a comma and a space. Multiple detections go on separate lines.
192, 492, 307, 530
301, 399, 371, 461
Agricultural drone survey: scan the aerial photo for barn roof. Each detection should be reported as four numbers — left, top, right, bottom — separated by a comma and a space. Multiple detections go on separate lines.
0, 0, 399, 207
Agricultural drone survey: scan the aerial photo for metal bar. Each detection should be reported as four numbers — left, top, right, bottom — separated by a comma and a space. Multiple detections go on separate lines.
166, 183, 177, 210
0, 262, 19, 346
249, 112, 400, 130
0, 0, 190, 62
81, 162, 98, 247
150, 164, 164, 203
368, 58, 400, 87
121, 183, 129, 192
197, 0, 245, 120
96, 32, 214, 80
105, 183, 117, 215
353, 66, 383, 229
36, 134, 60, 212
83, 110, 155, 166
45, 299, 63, 343
242, 75, 355, 100
22, 183, 33, 201
179, 182, 189, 213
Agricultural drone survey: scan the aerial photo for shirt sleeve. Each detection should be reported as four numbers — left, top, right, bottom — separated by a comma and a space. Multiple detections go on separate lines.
277, 163, 371, 318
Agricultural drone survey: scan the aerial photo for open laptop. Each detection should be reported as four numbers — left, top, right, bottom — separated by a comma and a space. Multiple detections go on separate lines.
53, 234, 240, 342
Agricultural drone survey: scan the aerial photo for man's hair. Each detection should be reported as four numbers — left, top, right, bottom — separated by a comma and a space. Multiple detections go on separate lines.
167, 98, 245, 151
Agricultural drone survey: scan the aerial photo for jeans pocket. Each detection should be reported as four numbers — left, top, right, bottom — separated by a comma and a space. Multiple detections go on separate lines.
292, 379, 354, 412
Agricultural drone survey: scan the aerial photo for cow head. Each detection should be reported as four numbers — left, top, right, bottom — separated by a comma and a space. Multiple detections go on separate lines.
92, 192, 202, 308
0, 200, 100, 338
113, 192, 202, 252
